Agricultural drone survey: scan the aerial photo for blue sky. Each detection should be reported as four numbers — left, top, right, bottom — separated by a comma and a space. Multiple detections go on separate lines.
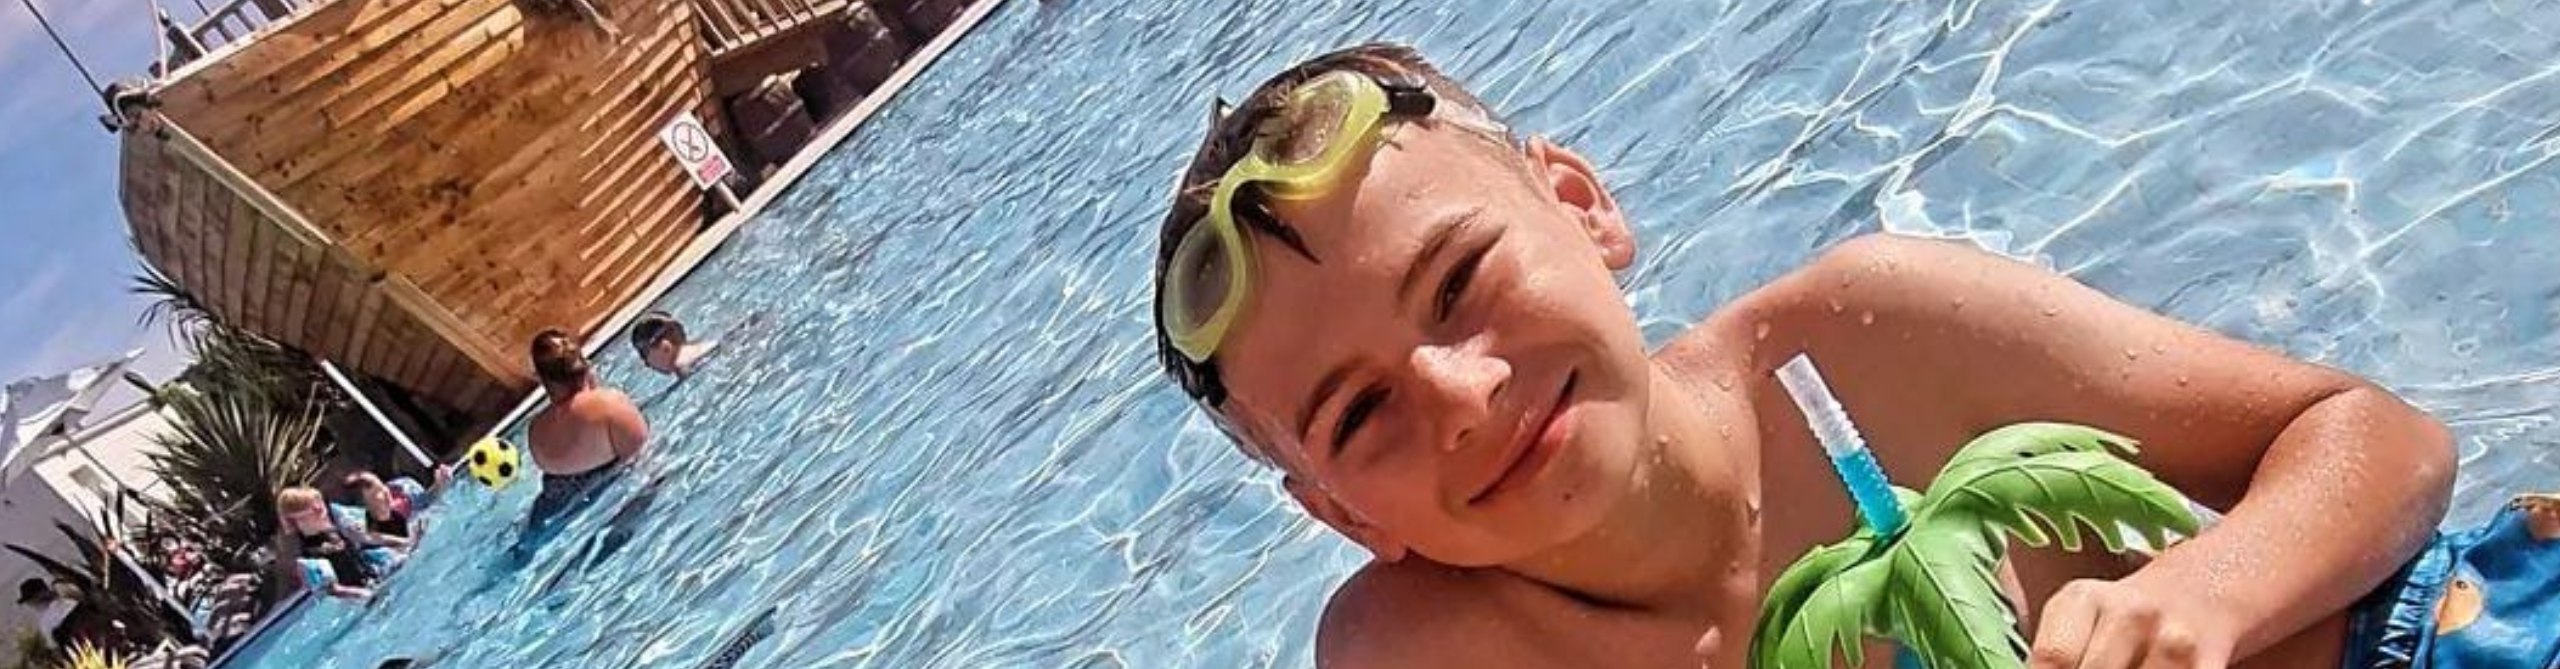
1, 1, 189, 400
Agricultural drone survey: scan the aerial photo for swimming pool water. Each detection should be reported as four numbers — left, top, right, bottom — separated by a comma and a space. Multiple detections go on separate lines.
225, 0, 2560, 666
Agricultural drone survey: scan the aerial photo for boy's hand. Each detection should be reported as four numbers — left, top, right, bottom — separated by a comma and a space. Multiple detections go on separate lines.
2029, 579, 2233, 669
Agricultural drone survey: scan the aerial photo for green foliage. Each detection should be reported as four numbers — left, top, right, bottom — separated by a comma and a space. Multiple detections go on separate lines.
2, 503, 182, 655
1751, 423, 2201, 669
140, 389, 324, 576
131, 267, 332, 410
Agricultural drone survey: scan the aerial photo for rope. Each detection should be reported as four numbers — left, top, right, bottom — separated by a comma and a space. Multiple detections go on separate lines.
16, 0, 108, 97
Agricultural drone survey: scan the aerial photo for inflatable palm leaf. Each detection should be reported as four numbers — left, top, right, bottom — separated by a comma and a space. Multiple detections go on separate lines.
1752, 423, 2201, 669
1754, 525, 1885, 669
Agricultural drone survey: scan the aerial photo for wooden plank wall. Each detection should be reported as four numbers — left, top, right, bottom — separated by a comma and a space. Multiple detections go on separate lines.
138, 0, 709, 418
121, 130, 516, 417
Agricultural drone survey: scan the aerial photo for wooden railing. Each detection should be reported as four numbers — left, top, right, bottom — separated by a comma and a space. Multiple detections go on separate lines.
157, 0, 310, 64
691, 0, 851, 56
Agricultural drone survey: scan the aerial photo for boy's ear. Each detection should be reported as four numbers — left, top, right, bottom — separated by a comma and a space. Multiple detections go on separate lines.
1524, 136, 1635, 270
1284, 475, 1410, 562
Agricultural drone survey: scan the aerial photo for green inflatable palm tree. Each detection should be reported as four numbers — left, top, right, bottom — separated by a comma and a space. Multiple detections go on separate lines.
1751, 359, 2201, 669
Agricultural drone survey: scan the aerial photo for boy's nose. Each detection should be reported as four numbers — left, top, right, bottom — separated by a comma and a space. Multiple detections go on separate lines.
1407, 341, 1510, 452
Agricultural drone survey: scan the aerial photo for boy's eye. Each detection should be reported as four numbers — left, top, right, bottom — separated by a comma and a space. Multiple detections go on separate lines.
1333, 386, 1390, 454
1434, 243, 1492, 320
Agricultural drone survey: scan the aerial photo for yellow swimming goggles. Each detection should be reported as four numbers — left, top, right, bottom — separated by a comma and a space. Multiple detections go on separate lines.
1160, 70, 1496, 364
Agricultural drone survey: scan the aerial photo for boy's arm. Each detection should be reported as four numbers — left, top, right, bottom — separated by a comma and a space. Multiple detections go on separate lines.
1756, 234, 2452, 665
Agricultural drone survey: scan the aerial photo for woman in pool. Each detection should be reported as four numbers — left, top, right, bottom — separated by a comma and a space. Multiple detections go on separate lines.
1148, 43, 2554, 667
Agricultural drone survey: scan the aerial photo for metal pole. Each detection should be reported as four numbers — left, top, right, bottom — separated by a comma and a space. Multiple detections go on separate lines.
317, 359, 436, 470
16, 0, 108, 96
713, 182, 746, 213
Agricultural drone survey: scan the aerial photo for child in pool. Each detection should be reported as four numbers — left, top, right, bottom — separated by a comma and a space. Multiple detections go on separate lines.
628, 311, 722, 380
1149, 43, 2553, 668
273, 487, 390, 601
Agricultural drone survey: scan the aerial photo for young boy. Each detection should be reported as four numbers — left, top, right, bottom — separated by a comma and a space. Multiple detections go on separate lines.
628, 311, 719, 379
1150, 44, 2556, 668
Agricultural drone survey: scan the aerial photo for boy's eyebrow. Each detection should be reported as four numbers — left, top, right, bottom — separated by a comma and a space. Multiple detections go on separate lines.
1395, 206, 1486, 306
1299, 365, 1355, 446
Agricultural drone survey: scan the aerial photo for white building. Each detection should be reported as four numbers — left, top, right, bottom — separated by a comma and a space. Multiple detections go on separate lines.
0, 352, 178, 655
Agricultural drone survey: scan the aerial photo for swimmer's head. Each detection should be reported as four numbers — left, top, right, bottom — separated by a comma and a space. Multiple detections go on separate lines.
1150, 44, 1652, 568
628, 311, 687, 376
530, 328, 592, 396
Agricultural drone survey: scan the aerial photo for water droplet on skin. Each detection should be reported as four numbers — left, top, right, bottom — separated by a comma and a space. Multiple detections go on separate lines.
2151, 343, 2168, 355
1716, 423, 1733, 439
1859, 310, 1875, 326
2175, 375, 2191, 387
1950, 296, 1967, 311
1827, 298, 1846, 314
2123, 348, 2140, 361
1713, 375, 1734, 391
2041, 305, 2060, 317
1754, 322, 1771, 341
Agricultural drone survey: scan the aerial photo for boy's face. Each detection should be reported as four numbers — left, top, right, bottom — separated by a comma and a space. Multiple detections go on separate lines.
643, 339, 679, 374
1211, 119, 1652, 567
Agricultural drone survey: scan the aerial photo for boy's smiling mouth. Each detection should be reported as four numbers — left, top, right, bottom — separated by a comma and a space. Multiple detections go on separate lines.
1468, 370, 1579, 507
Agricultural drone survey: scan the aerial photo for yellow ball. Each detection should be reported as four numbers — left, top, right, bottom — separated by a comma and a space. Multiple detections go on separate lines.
464, 437, 521, 490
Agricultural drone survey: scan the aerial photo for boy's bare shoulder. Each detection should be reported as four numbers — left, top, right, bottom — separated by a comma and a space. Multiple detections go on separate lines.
1316, 561, 1556, 669
1656, 233, 1956, 374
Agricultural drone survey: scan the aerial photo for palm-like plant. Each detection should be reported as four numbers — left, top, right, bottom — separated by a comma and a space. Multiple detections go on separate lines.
128, 262, 338, 578
128, 267, 216, 354
54, 641, 127, 669
129, 267, 331, 410
139, 388, 324, 576
1751, 423, 2201, 669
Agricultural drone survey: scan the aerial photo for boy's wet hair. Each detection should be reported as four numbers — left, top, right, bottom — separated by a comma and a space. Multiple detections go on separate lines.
629, 311, 685, 354
1151, 43, 1510, 463
530, 328, 591, 385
